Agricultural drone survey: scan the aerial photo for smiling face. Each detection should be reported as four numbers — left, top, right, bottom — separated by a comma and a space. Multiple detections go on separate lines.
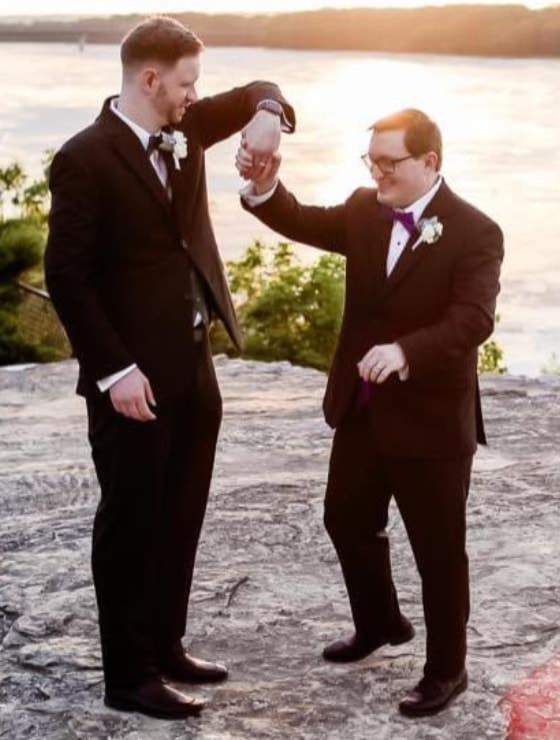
152, 54, 200, 126
368, 128, 439, 209
120, 16, 204, 127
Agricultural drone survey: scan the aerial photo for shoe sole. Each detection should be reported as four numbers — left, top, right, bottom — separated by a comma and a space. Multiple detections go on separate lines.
323, 625, 415, 663
389, 625, 415, 646
104, 696, 204, 720
162, 671, 229, 685
398, 674, 468, 718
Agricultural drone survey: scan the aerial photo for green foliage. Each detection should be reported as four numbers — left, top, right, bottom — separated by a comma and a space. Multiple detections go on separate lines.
0, 217, 48, 364
0, 162, 26, 205
478, 314, 507, 375
0, 301, 49, 364
0, 153, 53, 364
0, 150, 53, 224
213, 240, 345, 371
478, 339, 507, 374
0, 219, 45, 279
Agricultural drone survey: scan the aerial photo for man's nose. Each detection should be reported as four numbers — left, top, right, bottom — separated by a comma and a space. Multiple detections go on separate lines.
186, 88, 198, 104
371, 162, 385, 180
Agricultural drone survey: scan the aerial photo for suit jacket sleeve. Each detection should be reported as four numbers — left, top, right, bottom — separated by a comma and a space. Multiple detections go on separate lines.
241, 180, 348, 255
44, 148, 135, 382
397, 221, 504, 379
185, 80, 296, 150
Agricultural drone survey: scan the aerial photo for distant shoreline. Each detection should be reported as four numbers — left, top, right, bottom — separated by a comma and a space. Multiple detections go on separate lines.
1, 6, 558, 59
1, 36, 559, 61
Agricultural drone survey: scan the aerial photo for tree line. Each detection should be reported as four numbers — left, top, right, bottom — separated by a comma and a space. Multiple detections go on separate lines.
0, 6, 559, 58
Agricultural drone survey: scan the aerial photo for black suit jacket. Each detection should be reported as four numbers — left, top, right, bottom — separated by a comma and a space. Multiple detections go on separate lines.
45, 83, 295, 399
242, 179, 504, 458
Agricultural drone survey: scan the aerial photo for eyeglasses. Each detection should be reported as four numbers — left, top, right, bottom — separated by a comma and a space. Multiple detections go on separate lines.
361, 153, 416, 175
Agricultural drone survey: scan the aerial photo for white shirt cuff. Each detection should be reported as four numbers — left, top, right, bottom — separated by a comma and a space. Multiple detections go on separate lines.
240, 180, 279, 207
97, 364, 137, 393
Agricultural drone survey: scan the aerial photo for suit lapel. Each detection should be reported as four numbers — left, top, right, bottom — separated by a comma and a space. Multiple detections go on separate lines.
169, 123, 200, 236
365, 195, 393, 294
166, 153, 196, 240
97, 97, 173, 219
377, 179, 457, 302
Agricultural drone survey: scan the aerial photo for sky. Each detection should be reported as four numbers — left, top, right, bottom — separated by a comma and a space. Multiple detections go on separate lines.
0, 0, 554, 16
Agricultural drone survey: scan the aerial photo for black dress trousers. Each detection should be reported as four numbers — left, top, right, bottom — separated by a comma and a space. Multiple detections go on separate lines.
86, 333, 222, 690
324, 408, 472, 680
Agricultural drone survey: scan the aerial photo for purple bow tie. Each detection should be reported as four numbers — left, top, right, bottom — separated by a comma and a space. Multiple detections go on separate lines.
389, 209, 416, 235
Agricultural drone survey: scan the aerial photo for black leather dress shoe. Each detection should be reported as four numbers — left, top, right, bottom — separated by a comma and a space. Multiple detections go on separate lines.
398, 669, 468, 717
322, 616, 415, 663
159, 649, 229, 684
104, 677, 205, 719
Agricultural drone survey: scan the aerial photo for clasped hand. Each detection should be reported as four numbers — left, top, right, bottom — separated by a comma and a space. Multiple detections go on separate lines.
236, 111, 282, 191
237, 109, 282, 181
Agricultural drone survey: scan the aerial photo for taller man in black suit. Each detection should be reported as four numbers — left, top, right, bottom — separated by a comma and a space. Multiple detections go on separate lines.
237, 108, 503, 717
45, 16, 295, 719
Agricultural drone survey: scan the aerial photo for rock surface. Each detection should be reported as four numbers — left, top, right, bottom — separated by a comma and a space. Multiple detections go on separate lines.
1, 358, 559, 739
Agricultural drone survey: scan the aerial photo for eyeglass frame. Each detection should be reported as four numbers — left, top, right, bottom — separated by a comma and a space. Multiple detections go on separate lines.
361, 152, 418, 175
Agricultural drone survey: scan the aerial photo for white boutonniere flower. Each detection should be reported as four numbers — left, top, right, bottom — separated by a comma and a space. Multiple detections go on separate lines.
173, 131, 188, 160
411, 216, 443, 251
160, 130, 188, 170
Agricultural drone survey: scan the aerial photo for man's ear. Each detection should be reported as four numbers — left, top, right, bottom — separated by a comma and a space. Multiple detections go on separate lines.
138, 66, 160, 95
424, 150, 439, 172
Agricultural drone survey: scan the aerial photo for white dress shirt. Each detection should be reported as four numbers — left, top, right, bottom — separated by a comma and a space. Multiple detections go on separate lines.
97, 98, 198, 393
111, 97, 169, 190
383, 176, 442, 380
385, 176, 442, 276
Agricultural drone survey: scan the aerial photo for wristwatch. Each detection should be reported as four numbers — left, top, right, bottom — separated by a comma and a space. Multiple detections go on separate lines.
256, 99, 284, 118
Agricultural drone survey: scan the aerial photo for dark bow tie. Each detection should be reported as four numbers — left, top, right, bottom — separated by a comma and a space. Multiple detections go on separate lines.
392, 209, 416, 235
382, 207, 416, 236
147, 133, 163, 157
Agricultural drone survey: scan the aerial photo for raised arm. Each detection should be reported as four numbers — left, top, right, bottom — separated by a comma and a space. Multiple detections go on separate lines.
238, 150, 348, 255
183, 80, 295, 150
243, 180, 348, 255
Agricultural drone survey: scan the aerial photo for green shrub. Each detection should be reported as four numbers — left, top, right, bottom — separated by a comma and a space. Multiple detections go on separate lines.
478, 314, 507, 374
212, 240, 344, 371
0, 299, 49, 364
0, 219, 45, 279
0, 151, 53, 224
0, 159, 50, 364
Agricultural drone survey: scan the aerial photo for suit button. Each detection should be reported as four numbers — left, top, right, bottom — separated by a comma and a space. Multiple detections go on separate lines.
181, 239, 188, 250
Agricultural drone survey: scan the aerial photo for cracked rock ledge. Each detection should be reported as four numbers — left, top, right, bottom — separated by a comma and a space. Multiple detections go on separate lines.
1, 358, 559, 739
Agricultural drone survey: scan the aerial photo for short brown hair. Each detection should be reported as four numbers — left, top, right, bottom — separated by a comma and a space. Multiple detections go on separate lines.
371, 109, 443, 171
121, 16, 204, 70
